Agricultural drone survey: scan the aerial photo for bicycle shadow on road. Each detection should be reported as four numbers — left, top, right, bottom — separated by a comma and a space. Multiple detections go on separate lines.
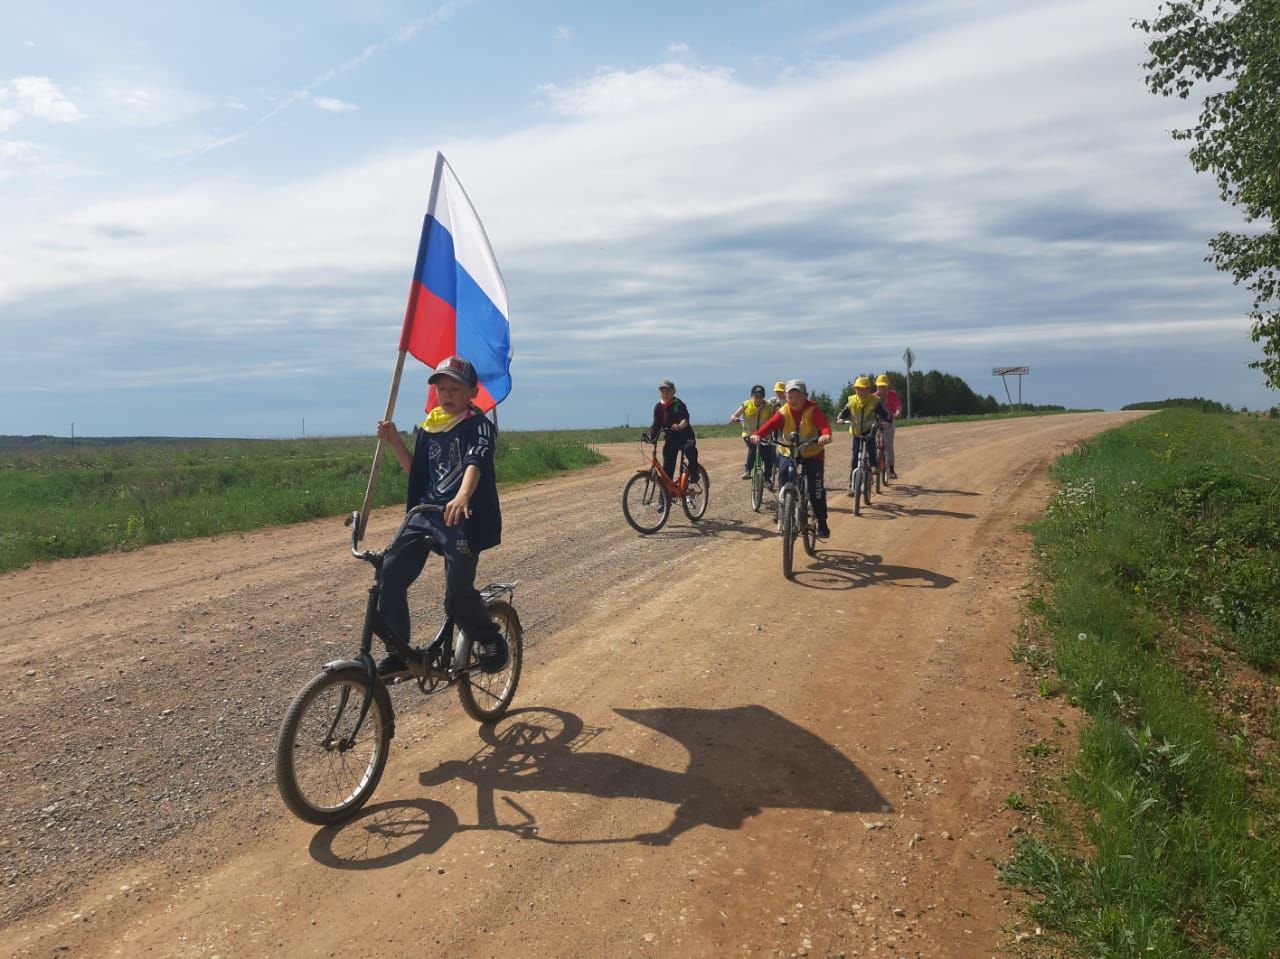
654, 515, 778, 542
308, 705, 887, 869
790, 549, 958, 591
831, 499, 976, 521
882, 482, 982, 499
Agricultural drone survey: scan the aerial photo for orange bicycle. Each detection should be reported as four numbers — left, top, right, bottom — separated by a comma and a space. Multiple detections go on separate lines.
621, 429, 710, 533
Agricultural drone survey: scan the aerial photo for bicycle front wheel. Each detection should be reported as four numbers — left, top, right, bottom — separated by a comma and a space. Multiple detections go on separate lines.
457, 600, 524, 723
779, 487, 797, 578
622, 471, 670, 534
801, 491, 817, 557
275, 666, 393, 825
853, 468, 864, 516
681, 465, 710, 521
750, 463, 764, 512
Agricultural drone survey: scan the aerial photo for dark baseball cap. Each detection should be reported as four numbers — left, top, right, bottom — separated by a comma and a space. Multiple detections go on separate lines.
429, 355, 478, 387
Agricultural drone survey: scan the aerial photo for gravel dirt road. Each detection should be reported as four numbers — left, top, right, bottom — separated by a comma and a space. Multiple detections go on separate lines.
0, 412, 1142, 958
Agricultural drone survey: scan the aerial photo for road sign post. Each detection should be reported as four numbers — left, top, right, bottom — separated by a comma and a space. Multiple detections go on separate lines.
992, 366, 1030, 410
903, 348, 915, 419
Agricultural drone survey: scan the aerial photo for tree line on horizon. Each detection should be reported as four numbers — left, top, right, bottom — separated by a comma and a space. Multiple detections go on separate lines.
807, 369, 1066, 421
1121, 396, 1272, 415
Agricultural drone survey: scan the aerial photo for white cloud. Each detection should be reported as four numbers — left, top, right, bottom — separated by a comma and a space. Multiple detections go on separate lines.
554, 25, 575, 42
313, 96, 358, 112
7, 76, 83, 123
538, 61, 737, 117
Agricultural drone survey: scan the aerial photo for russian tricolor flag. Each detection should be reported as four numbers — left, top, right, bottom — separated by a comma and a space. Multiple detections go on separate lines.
399, 152, 511, 412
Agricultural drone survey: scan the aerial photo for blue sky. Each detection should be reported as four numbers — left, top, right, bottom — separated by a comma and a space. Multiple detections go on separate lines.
2, 0, 1275, 437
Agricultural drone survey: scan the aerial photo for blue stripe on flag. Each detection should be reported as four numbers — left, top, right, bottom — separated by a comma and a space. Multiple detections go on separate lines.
456, 268, 512, 404
419, 216, 457, 309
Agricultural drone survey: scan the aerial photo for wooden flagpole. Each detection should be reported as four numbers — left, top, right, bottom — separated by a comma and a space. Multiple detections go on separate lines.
356, 349, 409, 543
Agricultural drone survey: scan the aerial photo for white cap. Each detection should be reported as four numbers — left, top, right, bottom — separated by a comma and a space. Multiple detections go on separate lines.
784, 379, 807, 394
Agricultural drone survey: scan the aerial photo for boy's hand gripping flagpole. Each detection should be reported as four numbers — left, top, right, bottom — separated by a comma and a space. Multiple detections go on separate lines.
356, 152, 512, 543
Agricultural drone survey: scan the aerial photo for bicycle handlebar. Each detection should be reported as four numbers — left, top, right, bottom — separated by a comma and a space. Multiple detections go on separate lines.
780, 431, 822, 453
348, 503, 444, 560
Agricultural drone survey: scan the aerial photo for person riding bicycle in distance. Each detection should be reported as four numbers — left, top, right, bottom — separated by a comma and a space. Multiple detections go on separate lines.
643, 379, 701, 488
874, 374, 901, 479
374, 355, 508, 678
750, 379, 833, 538
837, 376, 891, 492
730, 384, 777, 488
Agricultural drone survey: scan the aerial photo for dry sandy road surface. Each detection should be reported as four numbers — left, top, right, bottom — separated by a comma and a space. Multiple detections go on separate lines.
1, 412, 1143, 958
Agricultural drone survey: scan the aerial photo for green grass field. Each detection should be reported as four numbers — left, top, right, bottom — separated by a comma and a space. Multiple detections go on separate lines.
1004, 410, 1280, 957
0, 431, 605, 573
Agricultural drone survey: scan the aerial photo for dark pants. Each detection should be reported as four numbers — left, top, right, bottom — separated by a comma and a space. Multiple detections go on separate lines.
378, 512, 499, 648
777, 455, 828, 522
663, 435, 699, 483
742, 437, 776, 479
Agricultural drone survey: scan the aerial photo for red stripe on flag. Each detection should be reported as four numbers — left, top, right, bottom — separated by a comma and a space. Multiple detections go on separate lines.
402, 283, 456, 365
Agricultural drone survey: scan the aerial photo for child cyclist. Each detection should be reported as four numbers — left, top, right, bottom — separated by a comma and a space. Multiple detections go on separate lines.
874, 374, 901, 478
643, 379, 701, 485
749, 379, 833, 538
729, 384, 777, 487
373, 355, 507, 678
837, 376, 891, 492
771, 381, 786, 411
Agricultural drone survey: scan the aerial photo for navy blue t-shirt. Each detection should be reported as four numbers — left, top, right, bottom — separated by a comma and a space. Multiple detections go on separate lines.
404, 412, 501, 552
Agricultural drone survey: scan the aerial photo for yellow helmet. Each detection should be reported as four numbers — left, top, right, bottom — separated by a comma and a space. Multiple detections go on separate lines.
875, 374, 890, 387
773, 381, 786, 392
854, 376, 872, 389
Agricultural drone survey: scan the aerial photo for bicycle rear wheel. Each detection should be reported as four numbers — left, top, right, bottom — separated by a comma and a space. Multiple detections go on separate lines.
456, 600, 524, 723
779, 487, 797, 578
622, 470, 670, 534
681, 465, 710, 521
750, 462, 764, 511
275, 666, 392, 825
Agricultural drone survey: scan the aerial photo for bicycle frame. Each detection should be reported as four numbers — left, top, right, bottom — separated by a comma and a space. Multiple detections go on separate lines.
634, 430, 692, 497
776, 432, 821, 575
335, 504, 518, 743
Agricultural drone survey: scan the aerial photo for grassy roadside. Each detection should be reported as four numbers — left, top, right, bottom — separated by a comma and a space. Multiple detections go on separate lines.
0, 432, 605, 573
1002, 409, 1280, 956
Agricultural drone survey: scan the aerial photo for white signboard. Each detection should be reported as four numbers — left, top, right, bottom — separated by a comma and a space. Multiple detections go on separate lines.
992, 366, 1030, 376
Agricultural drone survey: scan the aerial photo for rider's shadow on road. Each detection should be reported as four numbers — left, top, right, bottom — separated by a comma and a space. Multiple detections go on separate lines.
791, 549, 958, 591
308, 705, 887, 869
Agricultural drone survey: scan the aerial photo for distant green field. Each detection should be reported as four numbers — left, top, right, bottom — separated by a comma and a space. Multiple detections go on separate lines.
0, 431, 604, 572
